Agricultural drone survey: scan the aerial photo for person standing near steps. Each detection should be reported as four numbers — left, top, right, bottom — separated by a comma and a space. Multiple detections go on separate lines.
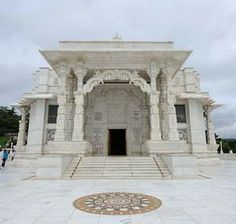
1, 149, 8, 168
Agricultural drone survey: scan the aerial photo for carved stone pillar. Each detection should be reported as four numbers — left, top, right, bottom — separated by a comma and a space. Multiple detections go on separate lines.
72, 63, 86, 141
72, 94, 84, 141
54, 95, 67, 141
160, 70, 179, 140
149, 91, 162, 140
147, 62, 162, 141
54, 63, 69, 142
16, 106, 27, 147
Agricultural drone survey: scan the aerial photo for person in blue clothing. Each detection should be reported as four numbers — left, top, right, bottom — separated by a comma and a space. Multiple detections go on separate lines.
1, 149, 8, 168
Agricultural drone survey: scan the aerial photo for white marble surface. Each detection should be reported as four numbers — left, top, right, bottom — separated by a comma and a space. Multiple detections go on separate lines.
0, 160, 236, 224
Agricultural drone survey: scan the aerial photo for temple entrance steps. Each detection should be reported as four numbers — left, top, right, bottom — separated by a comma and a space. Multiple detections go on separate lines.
63, 156, 171, 179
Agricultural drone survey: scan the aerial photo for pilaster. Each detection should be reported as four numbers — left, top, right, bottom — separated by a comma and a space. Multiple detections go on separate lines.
188, 99, 207, 152
26, 99, 46, 154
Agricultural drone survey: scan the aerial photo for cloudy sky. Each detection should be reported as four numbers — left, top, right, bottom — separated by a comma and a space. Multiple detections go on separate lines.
0, 0, 235, 138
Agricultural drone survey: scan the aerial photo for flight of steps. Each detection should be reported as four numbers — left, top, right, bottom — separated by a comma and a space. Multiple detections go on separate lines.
64, 156, 171, 179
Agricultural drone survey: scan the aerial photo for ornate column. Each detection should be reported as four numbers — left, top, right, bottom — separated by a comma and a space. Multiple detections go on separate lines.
54, 62, 69, 141
149, 92, 162, 140
54, 94, 67, 141
72, 64, 87, 141
147, 62, 162, 141
204, 106, 216, 145
160, 68, 179, 140
16, 106, 27, 147
72, 94, 84, 141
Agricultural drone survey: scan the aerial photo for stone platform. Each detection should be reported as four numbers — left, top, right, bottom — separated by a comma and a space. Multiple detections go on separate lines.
0, 159, 236, 223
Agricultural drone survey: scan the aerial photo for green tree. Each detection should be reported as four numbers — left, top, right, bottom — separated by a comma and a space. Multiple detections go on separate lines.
0, 106, 20, 136
222, 140, 231, 153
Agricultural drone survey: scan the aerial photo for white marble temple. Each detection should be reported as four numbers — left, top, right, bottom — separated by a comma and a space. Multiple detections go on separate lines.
13, 40, 220, 177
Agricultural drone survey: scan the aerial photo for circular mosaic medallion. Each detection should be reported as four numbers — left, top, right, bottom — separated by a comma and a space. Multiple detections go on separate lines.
73, 192, 162, 215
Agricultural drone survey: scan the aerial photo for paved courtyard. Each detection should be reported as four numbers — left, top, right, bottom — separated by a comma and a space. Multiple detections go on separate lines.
0, 159, 236, 224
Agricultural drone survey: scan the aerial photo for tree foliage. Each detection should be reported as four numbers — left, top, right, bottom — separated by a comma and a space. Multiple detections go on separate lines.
215, 133, 236, 153
0, 106, 20, 136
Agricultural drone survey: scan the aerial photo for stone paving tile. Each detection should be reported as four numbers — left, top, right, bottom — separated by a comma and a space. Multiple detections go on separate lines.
0, 160, 236, 223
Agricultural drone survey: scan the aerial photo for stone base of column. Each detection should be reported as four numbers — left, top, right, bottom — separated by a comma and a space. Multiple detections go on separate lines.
54, 130, 66, 142
168, 131, 179, 141
150, 131, 162, 141
72, 131, 84, 142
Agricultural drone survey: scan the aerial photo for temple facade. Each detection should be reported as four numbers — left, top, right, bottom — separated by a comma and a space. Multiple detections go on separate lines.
15, 40, 219, 177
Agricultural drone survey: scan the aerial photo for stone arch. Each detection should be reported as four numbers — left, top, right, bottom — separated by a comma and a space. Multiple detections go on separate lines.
83, 70, 151, 95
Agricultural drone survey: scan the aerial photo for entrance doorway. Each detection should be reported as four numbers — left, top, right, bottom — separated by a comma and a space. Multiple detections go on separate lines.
108, 129, 126, 156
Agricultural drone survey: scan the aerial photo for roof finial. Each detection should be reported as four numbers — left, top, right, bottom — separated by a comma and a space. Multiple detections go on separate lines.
112, 33, 122, 41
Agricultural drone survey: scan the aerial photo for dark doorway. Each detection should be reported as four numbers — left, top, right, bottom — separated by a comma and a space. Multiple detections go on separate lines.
108, 129, 126, 156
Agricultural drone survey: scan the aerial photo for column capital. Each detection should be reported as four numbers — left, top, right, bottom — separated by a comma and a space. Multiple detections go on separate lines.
147, 62, 161, 91
159, 63, 177, 79
203, 105, 214, 113
55, 60, 71, 77
18, 106, 26, 114
57, 94, 67, 105
73, 64, 87, 78
73, 63, 87, 93
146, 61, 161, 78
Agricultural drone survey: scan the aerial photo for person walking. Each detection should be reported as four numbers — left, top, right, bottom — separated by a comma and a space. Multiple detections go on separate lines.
1, 149, 8, 168
10, 150, 16, 161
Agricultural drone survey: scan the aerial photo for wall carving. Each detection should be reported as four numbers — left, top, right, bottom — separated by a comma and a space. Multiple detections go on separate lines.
47, 129, 56, 141
178, 129, 187, 141
83, 70, 151, 94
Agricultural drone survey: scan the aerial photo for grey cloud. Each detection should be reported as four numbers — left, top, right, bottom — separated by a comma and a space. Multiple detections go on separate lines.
212, 105, 236, 138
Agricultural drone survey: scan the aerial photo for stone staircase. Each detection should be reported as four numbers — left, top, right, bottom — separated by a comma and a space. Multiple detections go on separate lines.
63, 156, 171, 179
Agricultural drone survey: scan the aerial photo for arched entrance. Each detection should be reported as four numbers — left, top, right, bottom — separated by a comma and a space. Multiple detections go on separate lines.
84, 84, 150, 156
82, 70, 151, 156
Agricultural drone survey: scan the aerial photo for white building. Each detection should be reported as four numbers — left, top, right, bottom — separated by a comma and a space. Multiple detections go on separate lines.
15, 40, 219, 178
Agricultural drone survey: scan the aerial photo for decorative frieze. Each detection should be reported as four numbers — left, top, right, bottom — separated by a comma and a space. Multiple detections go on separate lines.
46, 129, 56, 141
83, 70, 151, 94
178, 129, 187, 141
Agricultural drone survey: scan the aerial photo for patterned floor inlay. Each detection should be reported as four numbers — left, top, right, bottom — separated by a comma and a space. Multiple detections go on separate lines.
73, 192, 162, 215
